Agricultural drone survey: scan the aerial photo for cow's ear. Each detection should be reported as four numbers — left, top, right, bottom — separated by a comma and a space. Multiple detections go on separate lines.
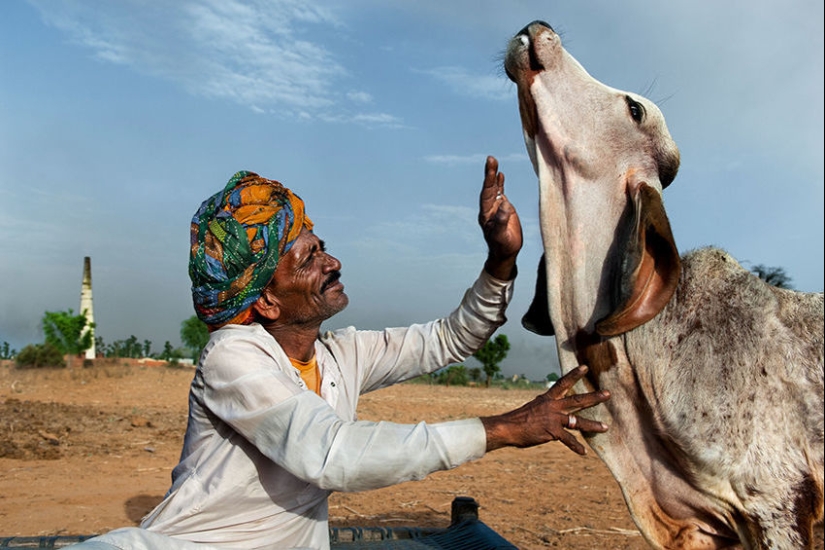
596, 183, 680, 336
522, 254, 555, 336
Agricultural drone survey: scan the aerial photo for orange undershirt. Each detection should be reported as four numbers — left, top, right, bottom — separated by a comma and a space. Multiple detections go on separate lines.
289, 356, 321, 395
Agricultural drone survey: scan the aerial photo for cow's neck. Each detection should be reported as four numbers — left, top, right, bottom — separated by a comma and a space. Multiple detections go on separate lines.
537, 173, 623, 376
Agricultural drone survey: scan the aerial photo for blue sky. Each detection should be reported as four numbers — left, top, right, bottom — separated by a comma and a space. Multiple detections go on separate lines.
1, 0, 822, 380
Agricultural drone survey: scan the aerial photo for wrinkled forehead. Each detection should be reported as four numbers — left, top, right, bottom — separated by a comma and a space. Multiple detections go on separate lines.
284, 226, 316, 254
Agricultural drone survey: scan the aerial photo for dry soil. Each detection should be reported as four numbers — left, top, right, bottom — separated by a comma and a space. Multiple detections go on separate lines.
0, 360, 821, 549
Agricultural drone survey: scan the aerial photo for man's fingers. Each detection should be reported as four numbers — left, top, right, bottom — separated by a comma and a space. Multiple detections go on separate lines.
555, 412, 607, 455
556, 430, 587, 456
485, 154, 499, 173
481, 156, 501, 201
480, 157, 505, 218
484, 155, 500, 188
568, 416, 609, 434
565, 389, 610, 411
546, 365, 588, 397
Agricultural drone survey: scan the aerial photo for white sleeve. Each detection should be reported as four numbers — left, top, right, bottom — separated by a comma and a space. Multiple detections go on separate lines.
324, 269, 514, 393
201, 339, 487, 492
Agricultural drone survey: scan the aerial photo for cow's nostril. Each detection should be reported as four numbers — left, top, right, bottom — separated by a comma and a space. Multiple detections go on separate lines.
528, 42, 543, 72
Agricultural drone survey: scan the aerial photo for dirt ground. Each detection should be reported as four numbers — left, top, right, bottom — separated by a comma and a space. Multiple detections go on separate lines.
0, 361, 822, 550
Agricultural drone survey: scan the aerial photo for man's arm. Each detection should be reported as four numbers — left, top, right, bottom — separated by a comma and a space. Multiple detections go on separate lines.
336, 157, 522, 392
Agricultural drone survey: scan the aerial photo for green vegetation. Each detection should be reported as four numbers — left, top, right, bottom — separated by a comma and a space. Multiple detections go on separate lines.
180, 316, 210, 361
15, 342, 65, 368
409, 369, 547, 389
5, 310, 201, 369
42, 309, 94, 368
751, 264, 794, 289
91, 335, 193, 365
414, 333, 553, 389
95, 335, 148, 358
1, 341, 16, 360
434, 364, 469, 386
159, 341, 187, 364
473, 334, 510, 387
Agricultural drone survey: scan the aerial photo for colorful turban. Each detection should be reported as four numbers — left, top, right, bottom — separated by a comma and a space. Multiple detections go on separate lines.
189, 171, 313, 328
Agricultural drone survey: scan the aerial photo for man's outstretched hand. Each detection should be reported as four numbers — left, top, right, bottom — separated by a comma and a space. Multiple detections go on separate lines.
480, 366, 610, 455
479, 156, 522, 281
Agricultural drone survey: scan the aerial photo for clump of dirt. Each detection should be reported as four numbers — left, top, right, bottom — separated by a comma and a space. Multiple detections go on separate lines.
0, 398, 183, 460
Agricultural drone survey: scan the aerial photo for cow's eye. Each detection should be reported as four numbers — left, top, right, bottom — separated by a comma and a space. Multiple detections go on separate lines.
626, 95, 645, 123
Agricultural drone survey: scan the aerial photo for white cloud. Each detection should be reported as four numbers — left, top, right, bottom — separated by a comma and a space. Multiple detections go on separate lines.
347, 90, 373, 103
316, 111, 405, 128
416, 66, 514, 102
25, 0, 369, 117
23, 1, 516, 123
349, 112, 404, 127
423, 153, 528, 166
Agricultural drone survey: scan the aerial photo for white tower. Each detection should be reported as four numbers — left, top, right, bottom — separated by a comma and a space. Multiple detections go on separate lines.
80, 256, 96, 359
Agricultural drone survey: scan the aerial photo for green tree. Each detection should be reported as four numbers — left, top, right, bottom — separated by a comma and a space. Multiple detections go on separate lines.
473, 334, 510, 387
160, 341, 175, 361
1, 341, 17, 360
546, 372, 559, 383
159, 340, 187, 365
181, 315, 210, 361
42, 309, 94, 367
106, 335, 143, 358
751, 264, 793, 289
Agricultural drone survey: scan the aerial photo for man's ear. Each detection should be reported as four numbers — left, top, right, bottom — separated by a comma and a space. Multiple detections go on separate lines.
252, 287, 281, 322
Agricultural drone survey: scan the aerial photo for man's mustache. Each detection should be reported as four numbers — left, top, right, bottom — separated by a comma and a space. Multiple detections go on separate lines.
321, 271, 342, 292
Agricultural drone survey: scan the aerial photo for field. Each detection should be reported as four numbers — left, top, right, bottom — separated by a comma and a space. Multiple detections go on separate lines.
0, 360, 822, 549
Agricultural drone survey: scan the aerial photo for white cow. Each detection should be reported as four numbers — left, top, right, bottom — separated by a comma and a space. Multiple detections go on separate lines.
504, 20, 824, 549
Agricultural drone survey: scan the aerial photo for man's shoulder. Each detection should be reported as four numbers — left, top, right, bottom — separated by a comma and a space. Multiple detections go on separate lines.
210, 323, 271, 345
319, 325, 358, 344
318, 325, 385, 358
201, 324, 297, 383
205, 323, 283, 362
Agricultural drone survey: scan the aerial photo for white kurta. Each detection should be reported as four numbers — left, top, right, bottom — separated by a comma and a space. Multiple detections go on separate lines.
85, 271, 512, 550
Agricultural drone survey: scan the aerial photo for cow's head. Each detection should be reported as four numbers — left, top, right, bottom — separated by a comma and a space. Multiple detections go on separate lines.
504, 21, 681, 354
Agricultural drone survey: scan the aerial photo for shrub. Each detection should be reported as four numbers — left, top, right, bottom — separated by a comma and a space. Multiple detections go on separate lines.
15, 343, 66, 369
435, 365, 469, 386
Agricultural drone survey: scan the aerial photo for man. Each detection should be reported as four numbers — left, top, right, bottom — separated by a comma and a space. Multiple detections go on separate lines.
78, 157, 609, 550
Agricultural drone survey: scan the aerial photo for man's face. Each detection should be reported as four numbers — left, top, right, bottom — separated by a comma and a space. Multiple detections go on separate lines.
268, 228, 348, 326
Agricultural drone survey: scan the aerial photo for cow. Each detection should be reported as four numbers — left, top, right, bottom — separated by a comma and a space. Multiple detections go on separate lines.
504, 20, 824, 549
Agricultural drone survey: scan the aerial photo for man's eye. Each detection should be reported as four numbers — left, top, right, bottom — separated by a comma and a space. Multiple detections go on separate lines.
301, 252, 316, 268
625, 96, 645, 123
